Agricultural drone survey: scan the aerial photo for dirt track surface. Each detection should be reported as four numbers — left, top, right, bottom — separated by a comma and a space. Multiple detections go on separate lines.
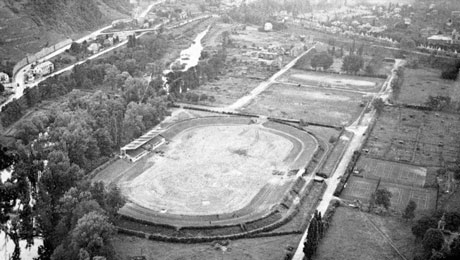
122, 124, 294, 215
94, 116, 318, 226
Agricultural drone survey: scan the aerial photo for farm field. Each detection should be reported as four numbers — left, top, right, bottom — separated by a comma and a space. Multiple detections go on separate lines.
363, 106, 460, 166
240, 83, 369, 126
397, 67, 460, 107
278, 68, 385, 93
315, 206, 411, 260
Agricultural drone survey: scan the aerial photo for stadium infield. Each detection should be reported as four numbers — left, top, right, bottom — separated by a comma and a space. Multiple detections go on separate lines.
94, 116, 318, 227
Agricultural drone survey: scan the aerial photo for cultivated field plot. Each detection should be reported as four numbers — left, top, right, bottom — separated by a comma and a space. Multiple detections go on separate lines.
278, 69, 384, 93
355, 157, 427, 187
341, 176, 379, 203
364, 107, 460, 166
379, 182, 437, 211
398, 67, 460, 106
95, 116, 318, 226
241, 83, 369, 126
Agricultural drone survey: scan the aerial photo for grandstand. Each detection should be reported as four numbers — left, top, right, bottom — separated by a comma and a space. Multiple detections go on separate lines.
120, 128, 165, 162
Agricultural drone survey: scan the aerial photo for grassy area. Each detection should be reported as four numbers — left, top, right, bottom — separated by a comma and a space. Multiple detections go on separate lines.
241, 83, 368, 126
398, 67, 460, 107
315, 206, 416, 260
279, 69, 385, 93
112, 233, 301, 260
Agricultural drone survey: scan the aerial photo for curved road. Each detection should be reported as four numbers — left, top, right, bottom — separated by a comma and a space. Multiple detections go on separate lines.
0, 0, 166, 111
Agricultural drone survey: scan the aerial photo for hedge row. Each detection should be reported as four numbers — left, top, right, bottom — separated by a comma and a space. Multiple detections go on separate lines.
179, 104, 259, 118
333, 151, 362, 196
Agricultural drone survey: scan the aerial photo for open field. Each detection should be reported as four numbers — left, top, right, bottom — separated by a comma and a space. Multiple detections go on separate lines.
398, 67, 460, 107
315, 207, 405, 260
363, 106, 460, 166
95, 116, 318, 227
356, 157, 427, 187
112, 233, 301, 260
190, 76, 264, 106
278, 69, 385, 93
240, 83, 369, 126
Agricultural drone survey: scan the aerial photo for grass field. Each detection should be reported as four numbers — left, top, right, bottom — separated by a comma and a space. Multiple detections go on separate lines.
363, 106, 460, 166
278, 69, 385, 93
240, 83, 369, 126
315, 207, 407, 260
398, 67, 460, 107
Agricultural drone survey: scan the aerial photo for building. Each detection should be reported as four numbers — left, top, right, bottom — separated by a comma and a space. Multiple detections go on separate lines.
87, 42, 101, 54
264, 22, 273, 32
0, 72, 9, 83
32, 61, 54, 76
427, 35, 453, 45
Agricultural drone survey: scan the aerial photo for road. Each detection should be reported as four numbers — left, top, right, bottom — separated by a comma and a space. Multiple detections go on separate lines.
291, 59, 404, 260
0, 0, 165, 111
226, 44, 317, 111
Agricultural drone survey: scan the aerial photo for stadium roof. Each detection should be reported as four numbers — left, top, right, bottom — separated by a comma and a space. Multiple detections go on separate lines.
121, 128, 162, 151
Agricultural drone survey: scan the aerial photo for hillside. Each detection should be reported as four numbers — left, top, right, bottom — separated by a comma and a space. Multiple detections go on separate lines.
0, 0, 132, 63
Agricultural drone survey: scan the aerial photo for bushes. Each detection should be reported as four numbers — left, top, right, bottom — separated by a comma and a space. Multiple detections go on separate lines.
333, 151, 361, 196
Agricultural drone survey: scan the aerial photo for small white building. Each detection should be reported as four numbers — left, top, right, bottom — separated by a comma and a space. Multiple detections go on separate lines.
87, 42, 101, 54
32, 61, 54, 76
264, 22, 273, 32
0, 72, 9, 83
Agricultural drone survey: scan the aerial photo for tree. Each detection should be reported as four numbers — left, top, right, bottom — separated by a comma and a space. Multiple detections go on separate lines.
422, 228, 445, 252
412, 216, 438, 239
341, 55, 364, 74
372, 188, 392, 209
403, 200, 417, 221
399, 37, 416, 50
448, 236, 460, 259
372, 98, 385, 115
311, 52, 334, 70
70, 211, 116, 258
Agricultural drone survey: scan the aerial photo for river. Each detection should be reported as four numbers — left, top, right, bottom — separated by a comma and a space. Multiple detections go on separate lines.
163, 25, 211, 93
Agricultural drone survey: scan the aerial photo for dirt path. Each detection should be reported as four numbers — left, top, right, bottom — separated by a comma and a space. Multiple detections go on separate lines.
291, 59, 405, 260
225, 44, 317, 111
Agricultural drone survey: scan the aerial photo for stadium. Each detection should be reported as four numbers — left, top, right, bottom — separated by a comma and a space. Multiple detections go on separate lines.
94, 115, 319, 240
